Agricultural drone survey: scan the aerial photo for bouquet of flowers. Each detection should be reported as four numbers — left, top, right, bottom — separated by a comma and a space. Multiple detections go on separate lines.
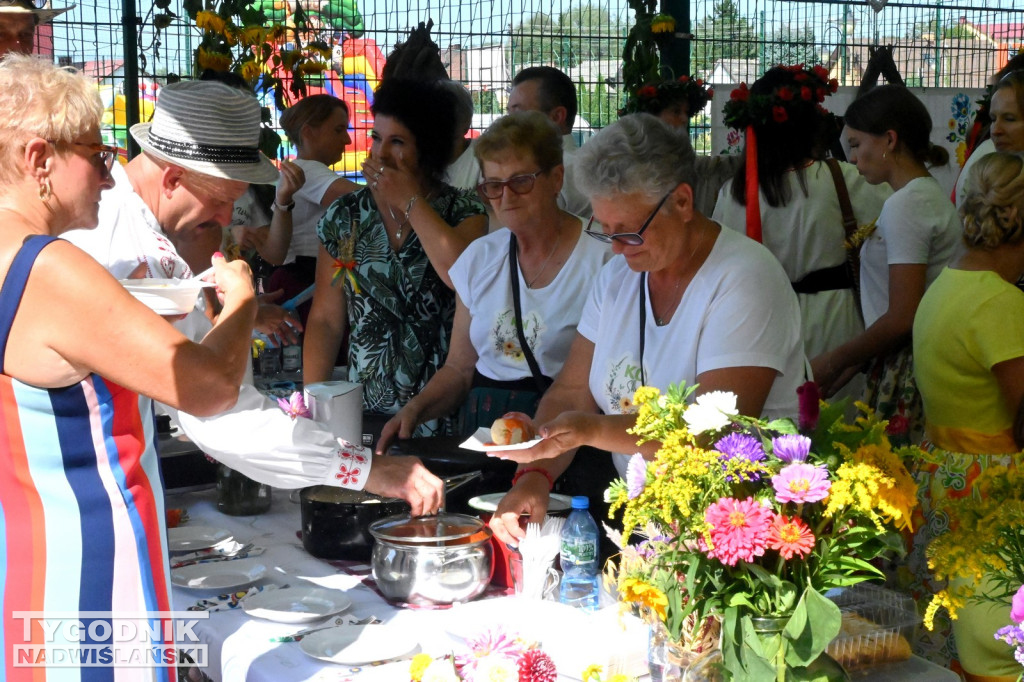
924, 464, 1024, 629
605, 383, 920, 681
409, 628, 557, 682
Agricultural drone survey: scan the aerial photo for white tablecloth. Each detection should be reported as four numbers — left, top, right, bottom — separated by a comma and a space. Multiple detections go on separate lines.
166, 489, 959, 682
167, 488, 648, 682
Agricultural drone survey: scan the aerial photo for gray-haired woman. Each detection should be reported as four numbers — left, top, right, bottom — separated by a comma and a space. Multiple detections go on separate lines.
488, 113, 807, 549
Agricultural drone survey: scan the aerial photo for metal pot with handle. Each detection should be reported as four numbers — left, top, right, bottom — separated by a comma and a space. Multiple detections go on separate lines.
368, 512, 493, 606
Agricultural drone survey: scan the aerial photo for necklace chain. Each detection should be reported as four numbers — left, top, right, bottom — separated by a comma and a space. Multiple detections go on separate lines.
386, 203, 409, 240
522, 229, 561, 288
654, 226, 706, 325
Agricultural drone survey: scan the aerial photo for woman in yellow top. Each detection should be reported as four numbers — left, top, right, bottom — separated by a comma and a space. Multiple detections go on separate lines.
912, 151, 1024, 679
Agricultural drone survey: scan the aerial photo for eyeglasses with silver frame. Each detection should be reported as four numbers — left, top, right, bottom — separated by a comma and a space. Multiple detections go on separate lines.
584, 190, 673, 246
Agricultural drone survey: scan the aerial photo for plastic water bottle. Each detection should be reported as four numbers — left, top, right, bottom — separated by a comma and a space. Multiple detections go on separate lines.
559, 496, 600, 611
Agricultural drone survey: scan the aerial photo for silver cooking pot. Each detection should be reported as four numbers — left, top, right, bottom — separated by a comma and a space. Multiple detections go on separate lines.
368, 512, 493, 606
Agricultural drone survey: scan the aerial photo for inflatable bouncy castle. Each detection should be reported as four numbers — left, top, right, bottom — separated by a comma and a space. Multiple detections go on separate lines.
249, 0, 384, 175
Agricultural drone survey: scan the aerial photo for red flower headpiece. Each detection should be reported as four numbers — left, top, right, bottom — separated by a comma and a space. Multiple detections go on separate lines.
619, 74, 714, 118
722, 63, 838, 130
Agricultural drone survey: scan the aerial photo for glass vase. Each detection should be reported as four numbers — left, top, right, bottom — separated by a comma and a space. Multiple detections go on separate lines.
216, 464, 271, 516
648, 619, 699, 682
684, 616, 850, 682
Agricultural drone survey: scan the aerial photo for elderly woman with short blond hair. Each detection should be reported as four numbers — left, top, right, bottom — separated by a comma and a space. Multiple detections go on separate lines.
0, 54, 256, 677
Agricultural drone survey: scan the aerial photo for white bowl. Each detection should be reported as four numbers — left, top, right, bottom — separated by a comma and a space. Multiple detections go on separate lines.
121, 278, 211, 315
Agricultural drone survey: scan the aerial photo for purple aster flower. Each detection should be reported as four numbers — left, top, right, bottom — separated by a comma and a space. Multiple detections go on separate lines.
626, 454, 647, 499
772, 434, 812, 463
715, 433, 765, 463
715, 433, 765, 482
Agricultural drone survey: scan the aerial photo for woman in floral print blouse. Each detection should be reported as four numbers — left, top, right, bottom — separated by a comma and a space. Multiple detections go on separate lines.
303, 78, 488, 438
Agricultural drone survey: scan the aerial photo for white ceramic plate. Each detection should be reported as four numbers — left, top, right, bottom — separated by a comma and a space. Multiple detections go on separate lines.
242, 586, 352, 624
167, 526, 233, 553
468, 492, 573, 514
299, 624, 419, 665
120, 278, 214, 316
170, 558, 267, 591
460, 427, 543, 453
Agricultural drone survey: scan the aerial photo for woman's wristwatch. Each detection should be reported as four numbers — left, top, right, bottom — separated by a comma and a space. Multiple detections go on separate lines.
273, 198, 296, 212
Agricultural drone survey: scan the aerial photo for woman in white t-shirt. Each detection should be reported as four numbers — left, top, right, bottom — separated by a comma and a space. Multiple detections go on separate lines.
487, 114, 807, 548
713, 66, 890, 370
376, 112, 610, 452
811, 86, 960, 446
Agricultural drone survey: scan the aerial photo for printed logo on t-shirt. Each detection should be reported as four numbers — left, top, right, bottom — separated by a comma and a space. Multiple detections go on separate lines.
490, 309, 543, 363
604, 354, 643, 414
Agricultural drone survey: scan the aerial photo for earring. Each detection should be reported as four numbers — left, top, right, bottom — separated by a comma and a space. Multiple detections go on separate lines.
882, 151, 887, 159
37, 177, 51, 202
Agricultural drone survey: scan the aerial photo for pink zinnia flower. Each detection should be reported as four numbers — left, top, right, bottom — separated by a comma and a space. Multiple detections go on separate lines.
703, 497, 772, 566
772, 463, 830, 504
767, 514, 816, 560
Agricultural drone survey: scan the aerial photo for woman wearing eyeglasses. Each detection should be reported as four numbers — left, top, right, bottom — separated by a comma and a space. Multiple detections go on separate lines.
376, 111, 610, 452
0, 56, 256, 676
303, 78, 488, 443
487, 114, 806, 549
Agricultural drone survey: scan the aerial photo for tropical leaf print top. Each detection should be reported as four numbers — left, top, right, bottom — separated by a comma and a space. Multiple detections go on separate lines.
318, 186, 487, 425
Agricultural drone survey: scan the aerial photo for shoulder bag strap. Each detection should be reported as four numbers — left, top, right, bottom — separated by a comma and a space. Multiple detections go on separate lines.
508, 234, 552, 393
825, 158, 863, 321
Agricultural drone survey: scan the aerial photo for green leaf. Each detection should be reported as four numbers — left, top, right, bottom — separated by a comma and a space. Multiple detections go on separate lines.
783, 588, 842, 667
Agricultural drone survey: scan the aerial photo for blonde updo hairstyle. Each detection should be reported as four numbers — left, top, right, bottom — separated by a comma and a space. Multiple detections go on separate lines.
0, 54, 104, 186
959, 151, 1024, 249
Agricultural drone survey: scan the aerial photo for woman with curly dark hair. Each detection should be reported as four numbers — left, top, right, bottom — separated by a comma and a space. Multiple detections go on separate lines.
303, 78, 488, 441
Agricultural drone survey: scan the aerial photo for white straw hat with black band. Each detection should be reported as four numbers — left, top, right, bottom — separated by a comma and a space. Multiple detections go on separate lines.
131, 80, 280, 185
0, 0, 74, 24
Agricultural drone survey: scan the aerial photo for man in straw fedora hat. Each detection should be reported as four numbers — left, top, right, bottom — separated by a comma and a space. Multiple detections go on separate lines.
64, 79, 446, 513
0, 0, 73, 57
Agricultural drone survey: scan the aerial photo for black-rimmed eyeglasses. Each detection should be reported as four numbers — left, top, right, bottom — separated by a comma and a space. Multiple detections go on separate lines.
49, 140, 118, 174
584, 191, 672, 246
476, 170, 544, 200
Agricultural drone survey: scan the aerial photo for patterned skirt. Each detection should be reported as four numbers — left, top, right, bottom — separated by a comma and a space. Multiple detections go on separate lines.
896, 446, 1024, 673
864, 345, 925, 448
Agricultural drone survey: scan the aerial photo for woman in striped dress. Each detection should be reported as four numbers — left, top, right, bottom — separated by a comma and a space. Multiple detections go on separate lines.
0, 55, 256, 680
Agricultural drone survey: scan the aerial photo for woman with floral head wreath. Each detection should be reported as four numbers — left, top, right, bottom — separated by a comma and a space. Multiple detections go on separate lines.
713, 65, 891, 408
621, 75, 737, 217
911, 151, 1024, 677
811, 85, 959, 447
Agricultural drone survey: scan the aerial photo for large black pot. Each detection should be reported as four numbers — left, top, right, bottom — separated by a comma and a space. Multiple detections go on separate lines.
300, 486, 408, 561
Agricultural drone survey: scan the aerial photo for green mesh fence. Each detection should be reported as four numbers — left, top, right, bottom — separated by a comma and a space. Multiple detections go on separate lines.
39, 0, 1024, 158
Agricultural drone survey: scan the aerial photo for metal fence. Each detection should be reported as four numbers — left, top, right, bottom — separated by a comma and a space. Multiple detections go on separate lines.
42, 0, 1024, 160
